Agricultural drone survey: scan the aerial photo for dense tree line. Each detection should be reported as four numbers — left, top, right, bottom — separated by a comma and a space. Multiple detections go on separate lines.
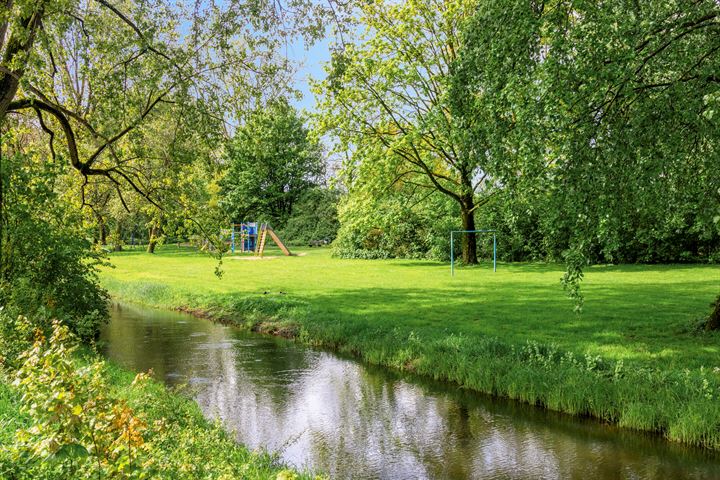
320, 0, 719, 263
0, 0, 328, 336
317, 0, 719, 323
2, 0, 717, 332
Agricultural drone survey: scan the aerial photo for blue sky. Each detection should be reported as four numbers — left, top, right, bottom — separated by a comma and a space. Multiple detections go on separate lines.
175, 1, 334, 114
284, 35, 332, 113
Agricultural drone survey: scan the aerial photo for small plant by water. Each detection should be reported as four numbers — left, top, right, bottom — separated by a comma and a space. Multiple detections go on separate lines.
0, 313, 317, 479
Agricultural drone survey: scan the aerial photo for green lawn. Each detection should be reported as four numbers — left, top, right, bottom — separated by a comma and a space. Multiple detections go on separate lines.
101, 245, 719, 370
99, 246, 720, 449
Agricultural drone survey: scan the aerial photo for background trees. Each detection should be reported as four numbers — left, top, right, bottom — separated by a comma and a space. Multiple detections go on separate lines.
280, 187, 341, 245
319, 0, 718, 324
220, 100, 325, 229
1, 0, 327, 334
2, 0, 717, 329
454, 0, 720, 318
316, 0, 497, 264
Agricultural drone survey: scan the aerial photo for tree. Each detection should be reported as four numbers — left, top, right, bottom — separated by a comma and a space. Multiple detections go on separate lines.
316, 0, 500, 264
220, 99, 324, 228
281, 187, 341, 244
1, 0, 325, 219
455, 1, 720, 319
544, 0, 719, 321
0, 0, 328, 338
1, 136, 108, 340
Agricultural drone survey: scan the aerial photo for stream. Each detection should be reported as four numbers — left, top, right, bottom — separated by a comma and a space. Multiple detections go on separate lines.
100, 302, 720, 479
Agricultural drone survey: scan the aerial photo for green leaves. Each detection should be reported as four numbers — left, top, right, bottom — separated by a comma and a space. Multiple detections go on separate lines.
451, 0, 720, 303
220, 99, 324, 228
561, 248, 587, 313
0, 147, 109, 340
315, 0, 495, 263
6, 321, 151, 477
52, 442, 89, 461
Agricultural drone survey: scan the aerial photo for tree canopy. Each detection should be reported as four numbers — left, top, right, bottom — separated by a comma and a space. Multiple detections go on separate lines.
454, 0, 720, 316
316, 0, 499, 264
1, 0, 323, 209
220, 99, 324, 228
0, 0, 328, 333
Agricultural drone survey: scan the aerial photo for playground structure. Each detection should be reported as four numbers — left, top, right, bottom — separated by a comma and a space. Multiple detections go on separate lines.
230, 222, 291, 257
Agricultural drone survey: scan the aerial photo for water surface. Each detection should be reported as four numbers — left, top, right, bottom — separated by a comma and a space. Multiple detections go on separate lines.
100, 303, 720, 479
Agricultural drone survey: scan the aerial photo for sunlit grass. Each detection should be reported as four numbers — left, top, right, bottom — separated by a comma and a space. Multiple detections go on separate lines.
101, 246, 720, 370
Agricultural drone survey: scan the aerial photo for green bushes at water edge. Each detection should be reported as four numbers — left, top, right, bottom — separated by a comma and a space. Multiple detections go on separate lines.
0, 315, 315, 480
169, 293, 720, 451
1, 152, 110, 342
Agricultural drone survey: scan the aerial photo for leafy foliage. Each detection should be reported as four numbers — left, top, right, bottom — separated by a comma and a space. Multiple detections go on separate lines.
315, 0, 495, 264
220, 99, 325, 228
0, 145, 109, 340
533, 0, 720, 266
332, 188, 456, 260
3, 320, 150, 478
280, 187, 341, 245
0, 316, 317, 479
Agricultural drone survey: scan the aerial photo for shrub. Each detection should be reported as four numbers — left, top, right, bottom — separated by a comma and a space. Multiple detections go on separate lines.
332, 191, 456, 260
0, 319, 316, 479
280, 187, 341, 245
2, 321, 150, 479
0, 150, 109, 340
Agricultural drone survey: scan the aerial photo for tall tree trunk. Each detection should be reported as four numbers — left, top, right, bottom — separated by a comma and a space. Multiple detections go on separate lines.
147, 221, 162, 254
114, 224, 123, 251
99, 221, 107, 246
94, 211, 107, 245
0, 3, 44, 120
147, 226, 158, 253
460, 194, 478, 265
706, 295, 720, 331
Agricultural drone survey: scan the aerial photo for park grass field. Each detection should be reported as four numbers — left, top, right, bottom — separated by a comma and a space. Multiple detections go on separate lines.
99, 245, 720, 449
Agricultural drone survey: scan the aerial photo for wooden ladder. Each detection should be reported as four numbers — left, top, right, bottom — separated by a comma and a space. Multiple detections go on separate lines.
256, 224, 268, 257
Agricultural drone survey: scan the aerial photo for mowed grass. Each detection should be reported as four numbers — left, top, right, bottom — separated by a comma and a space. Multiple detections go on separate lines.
101, 245, 720, 371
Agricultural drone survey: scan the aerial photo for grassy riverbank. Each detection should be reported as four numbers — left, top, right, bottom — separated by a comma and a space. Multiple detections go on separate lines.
0, 352, 311, 479
99, 246, 720, 450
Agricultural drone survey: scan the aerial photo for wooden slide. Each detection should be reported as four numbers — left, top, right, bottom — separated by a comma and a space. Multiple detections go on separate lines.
256, 224, 291, 257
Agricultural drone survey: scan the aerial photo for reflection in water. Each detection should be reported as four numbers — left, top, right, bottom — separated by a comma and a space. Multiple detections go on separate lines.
100, 303, 720, 479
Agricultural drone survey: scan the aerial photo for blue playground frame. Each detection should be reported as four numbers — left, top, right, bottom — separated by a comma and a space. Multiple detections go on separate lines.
450, 229, 496, 276
230, 222, 258, 253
